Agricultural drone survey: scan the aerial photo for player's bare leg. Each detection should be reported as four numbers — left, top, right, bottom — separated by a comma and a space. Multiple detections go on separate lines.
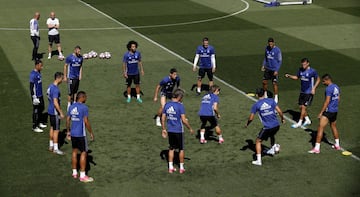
215, 126, 224, 144
200, 128, 207, 144
156, 97, 166, 126
168, 149, 175, 173
179, 150, 185, 173
135, 84, 142, 103
57, 43, 63, 57
126, 86, 132, 102
330, 121, 340, 149
49, 127, 54, 151
309, 116, 328, 153
71, 149, 78, 178
262, 79, 268, 98
48, 44, 53, 59
252, 138, 262, 165
79, 151, 93, 182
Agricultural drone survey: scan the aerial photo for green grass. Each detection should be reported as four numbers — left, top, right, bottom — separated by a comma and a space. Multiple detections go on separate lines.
0, 0, 359, 196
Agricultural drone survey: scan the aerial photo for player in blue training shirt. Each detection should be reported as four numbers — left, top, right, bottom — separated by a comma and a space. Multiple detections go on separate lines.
285, 58, 320, 128
193, 37, 216, 95
261, 37, 282, 103
161, 89, 194, 174
64, 45, 83, 110
66, 91, 95, 183
245, 88, 285, 166
153, 68, 180, 127
47, 72, 65, 155
29, 60, 47, 132
123, 40, 144, 103
198, 85, 224, 144
309, 74, 341, 154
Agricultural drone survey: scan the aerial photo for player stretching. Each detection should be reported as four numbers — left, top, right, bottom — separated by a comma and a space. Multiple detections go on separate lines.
66, 91, 95, 182
193, 37, 216, 95
261, 37, 282, 103
198, 85, 224, 144
64, 45, 83, 110
154, 68, 180, 126
162, 89, 194, 174
285, 58, 320, 128
309, 74, 341, 154
245, 88, 285, 166
123, 40, 144, 103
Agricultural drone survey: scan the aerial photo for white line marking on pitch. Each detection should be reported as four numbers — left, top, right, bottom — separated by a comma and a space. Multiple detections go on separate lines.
78, 0, 360, 162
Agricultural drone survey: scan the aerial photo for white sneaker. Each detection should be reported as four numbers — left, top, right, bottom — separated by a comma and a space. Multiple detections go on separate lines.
33, 127, 44, 133
266, 147, 275, 155
53, 149, 65, 155
252, 160, 262, 166
39, 123, 47, 128
302, 120, 311, 127
291, 123, 301, 128
156, 116, 161, 127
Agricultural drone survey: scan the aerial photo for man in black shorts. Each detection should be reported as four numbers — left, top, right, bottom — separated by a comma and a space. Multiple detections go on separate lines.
46, 12, 63, 59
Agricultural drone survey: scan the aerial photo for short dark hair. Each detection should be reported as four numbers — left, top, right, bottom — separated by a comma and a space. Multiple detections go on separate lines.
35, 59, 42, 65
54, 72, 64, 79
203, 37, 209, 42
172, 88, 184, 99
322, 73, 332, 80
256, 88, 265, 97
268, 37, 274, 42
210, 85, 220, 93
301, 58, 309, 63
127, 40, 138, 50
76, 91, 86, 101
170, 68, 177, 74
74, 45, 81, 50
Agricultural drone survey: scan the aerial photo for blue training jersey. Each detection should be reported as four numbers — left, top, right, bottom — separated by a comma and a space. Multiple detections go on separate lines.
29, 70, 43, 97
196, 45, 215, 68
123, 51, 141, 75
159, 76, 180, 94
263, 46, 282, 72
198, 93, 219, 116
65, 54, 83, 79
68, 102, 89, 137
297, 67, 318, 94
162, 101, 185, 133
47, 84, 61, 115
251, 98, 280, 129
325, 83, 340, 113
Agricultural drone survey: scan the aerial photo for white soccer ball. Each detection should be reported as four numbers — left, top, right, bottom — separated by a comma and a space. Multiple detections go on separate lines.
274, 144, 280, 153
99, 53, 105, 59
83, 53, 89, 59
104, 51, 111, 59
58, 55, 64, 61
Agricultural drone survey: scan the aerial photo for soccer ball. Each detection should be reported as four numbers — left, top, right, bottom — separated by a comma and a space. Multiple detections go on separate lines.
83, 53, 89, 59
58, 55, 64, 61
99, 53, 105, 59
88, 50, 97, 58
274, 144, 281, 154
104, 51, 111, 59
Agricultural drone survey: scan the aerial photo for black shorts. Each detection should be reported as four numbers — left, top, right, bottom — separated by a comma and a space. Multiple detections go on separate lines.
257, 125, 280, 141
48, 34, 60, 44
71, 136, 88, 152
168, 132, 184, 150
322, 111, 337, 123
126, 74, 140, 86
200, 116, 218, 130
298, 93, 313, 106
68, 78, 80, 96
263, 69, 278, 83
49, 114, 61, 131
198, 68, 213, 81
160, 92, 173, 99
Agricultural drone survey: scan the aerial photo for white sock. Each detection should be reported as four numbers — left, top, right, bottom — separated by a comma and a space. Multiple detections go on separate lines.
54, 143, 58, 151
297, 120, 303, 125
80, 171, 86, 178
200, 131, 205, 140
197, 87, 201, 93
168, 162, 174, 169
156, 116, 160, 121
315, 143, 321, 150
218, 134, 223, 139
264, 91, 268, 98
137, 94, 140, 99
274, 94, 278, 103
256, 154, 261, 162
305, 116, 310, 122
59, 52, 63, 56
180, 163, 184, 170
49, 140, 54, 147
72, 169, 77, 175
48, 53, 51, 57
127, 94, 131, 99
335, 139, 340, 146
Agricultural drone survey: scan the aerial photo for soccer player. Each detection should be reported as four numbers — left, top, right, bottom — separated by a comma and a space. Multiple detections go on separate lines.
193, 37, 216, 95
29, 60, 47, 132
64, 45, 83, 110
46, 12, 63, 59
308, 74, 341, 154
47, 72, 65, 155
285, 58, 320, 128
30, 12, 40, 61
261, 37, 282, 103
198, 85, 224, 144
153, 68, 180, 126
245, 88, 285, 166
66, 91, 95, 183
123, 40, 144, 103
161, 89, 194, 174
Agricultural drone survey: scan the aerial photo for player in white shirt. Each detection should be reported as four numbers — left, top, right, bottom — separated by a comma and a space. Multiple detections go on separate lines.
30, 12, 40, 61
46, 12, 63, 59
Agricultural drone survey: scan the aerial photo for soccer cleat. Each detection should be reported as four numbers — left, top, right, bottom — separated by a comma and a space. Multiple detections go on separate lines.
53, 149, 65, 155
39, 123, 47, 128
80, 176, 94, 183
168, 168, 177, 174
302, 120, 312, 127
72, 174, 78, 179
308, 148, 320, 154
156, 117, 162, 127
136, 98, 143, 103
126, 97, 131, 103
218, 138, 224, 144
266, 148, 275, 155
331, 145, 341, 150
196, 91, 201, 96
252, 160, 262, 166
291, 123, 301, 128
200, 139, 207, 144
33, 127, 44, 133
179, 169, 186, 174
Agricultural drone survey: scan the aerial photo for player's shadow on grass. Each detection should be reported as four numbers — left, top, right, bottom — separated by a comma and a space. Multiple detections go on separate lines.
34, 52, 45, 60
283, 109, 301, 122
76, 149, 97, 174
195, 128, 219, 143
240, 139, 273, 159
59, 129, 69, 148
305, 128, 333, 147
160, 150, 191, 167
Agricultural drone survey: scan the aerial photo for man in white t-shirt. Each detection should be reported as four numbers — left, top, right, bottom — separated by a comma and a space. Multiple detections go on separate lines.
46, 12, 63, 59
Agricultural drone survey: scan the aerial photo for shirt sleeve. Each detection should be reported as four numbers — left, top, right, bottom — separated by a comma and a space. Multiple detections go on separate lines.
250, 103, 257, 114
